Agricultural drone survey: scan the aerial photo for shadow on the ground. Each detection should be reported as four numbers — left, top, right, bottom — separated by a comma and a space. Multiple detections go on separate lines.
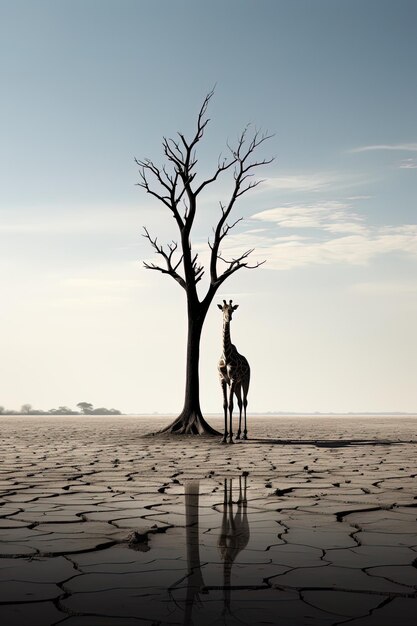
140, 432, 417, 447
245, 438, 414, 448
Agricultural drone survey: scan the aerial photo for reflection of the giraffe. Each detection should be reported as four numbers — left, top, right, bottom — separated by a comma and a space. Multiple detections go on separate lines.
218, 476, 250, 615
170, 476, 250, 624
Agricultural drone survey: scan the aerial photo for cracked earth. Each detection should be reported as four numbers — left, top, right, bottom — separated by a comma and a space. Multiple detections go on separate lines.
0, 415, 416, 625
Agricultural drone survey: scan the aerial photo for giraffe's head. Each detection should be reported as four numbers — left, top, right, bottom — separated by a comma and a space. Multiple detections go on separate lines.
217, 299, 239, 322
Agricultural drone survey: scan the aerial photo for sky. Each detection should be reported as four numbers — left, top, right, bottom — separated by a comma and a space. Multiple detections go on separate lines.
1, 0, 416, 414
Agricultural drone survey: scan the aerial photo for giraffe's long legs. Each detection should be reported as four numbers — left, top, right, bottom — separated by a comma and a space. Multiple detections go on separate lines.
242, 401, 248, 439
228, 381, 235, 443
242, 381, 249, 440
234, 384, 243, 440
221, 379, 228, 444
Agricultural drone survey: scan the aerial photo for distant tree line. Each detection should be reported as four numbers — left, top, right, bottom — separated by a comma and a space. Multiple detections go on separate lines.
0, 402, 122, 416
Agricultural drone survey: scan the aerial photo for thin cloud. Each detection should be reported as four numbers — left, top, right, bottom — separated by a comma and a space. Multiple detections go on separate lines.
350, 281, 417, 296
379, 224, 417, 236
0, 205, 152, 235
399, 158, 417, 169
245, 229, 417, 270
262, 173, 335, 192
218, 200, 417, 271
251, 202, 366, 234
350, 143, 417, 153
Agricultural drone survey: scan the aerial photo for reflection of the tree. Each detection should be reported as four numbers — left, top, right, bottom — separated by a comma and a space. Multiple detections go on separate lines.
169, 476, 250, 625
168, 481, 205, 625
184, 481, 205, 624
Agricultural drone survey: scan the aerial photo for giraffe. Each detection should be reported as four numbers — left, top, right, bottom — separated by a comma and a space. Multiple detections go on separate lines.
217, 299, 250, 443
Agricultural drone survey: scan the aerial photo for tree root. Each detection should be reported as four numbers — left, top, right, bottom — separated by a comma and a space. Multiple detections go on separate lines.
158, 411, 221, 436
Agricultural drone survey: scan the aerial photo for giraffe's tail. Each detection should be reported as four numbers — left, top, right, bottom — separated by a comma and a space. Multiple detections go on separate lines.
242, 366, 250, 399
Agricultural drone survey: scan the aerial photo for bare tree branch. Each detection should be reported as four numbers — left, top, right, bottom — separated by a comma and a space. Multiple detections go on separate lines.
215, 248, 266, 286
208, 128, 274, 285
190, 251, 205, 284
195, 154, 237, 195
135, 158, 185, 229
136, 164, 171, 208
142, 227, 186, 290
137, 90, 273, 305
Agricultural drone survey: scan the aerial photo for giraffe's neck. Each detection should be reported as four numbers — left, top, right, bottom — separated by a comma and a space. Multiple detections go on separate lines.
222, 320, 234, 359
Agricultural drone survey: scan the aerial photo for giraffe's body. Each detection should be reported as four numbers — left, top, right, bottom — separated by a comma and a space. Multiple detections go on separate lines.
218, 300, 250, 443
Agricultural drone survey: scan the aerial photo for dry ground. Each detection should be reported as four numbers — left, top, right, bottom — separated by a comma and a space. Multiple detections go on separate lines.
0, 415, 416, 625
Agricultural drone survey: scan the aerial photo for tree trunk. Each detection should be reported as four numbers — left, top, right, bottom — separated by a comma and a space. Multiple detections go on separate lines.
160, 302, 220, 435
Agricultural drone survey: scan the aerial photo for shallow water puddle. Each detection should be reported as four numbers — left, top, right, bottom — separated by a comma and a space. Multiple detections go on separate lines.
1, 475, 417, 625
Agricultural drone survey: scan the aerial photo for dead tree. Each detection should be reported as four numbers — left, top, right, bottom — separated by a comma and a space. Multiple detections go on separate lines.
136, 90, 272, 434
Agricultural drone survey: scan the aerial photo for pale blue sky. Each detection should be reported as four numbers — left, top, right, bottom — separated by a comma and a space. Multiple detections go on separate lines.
1, 0, 416, 413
